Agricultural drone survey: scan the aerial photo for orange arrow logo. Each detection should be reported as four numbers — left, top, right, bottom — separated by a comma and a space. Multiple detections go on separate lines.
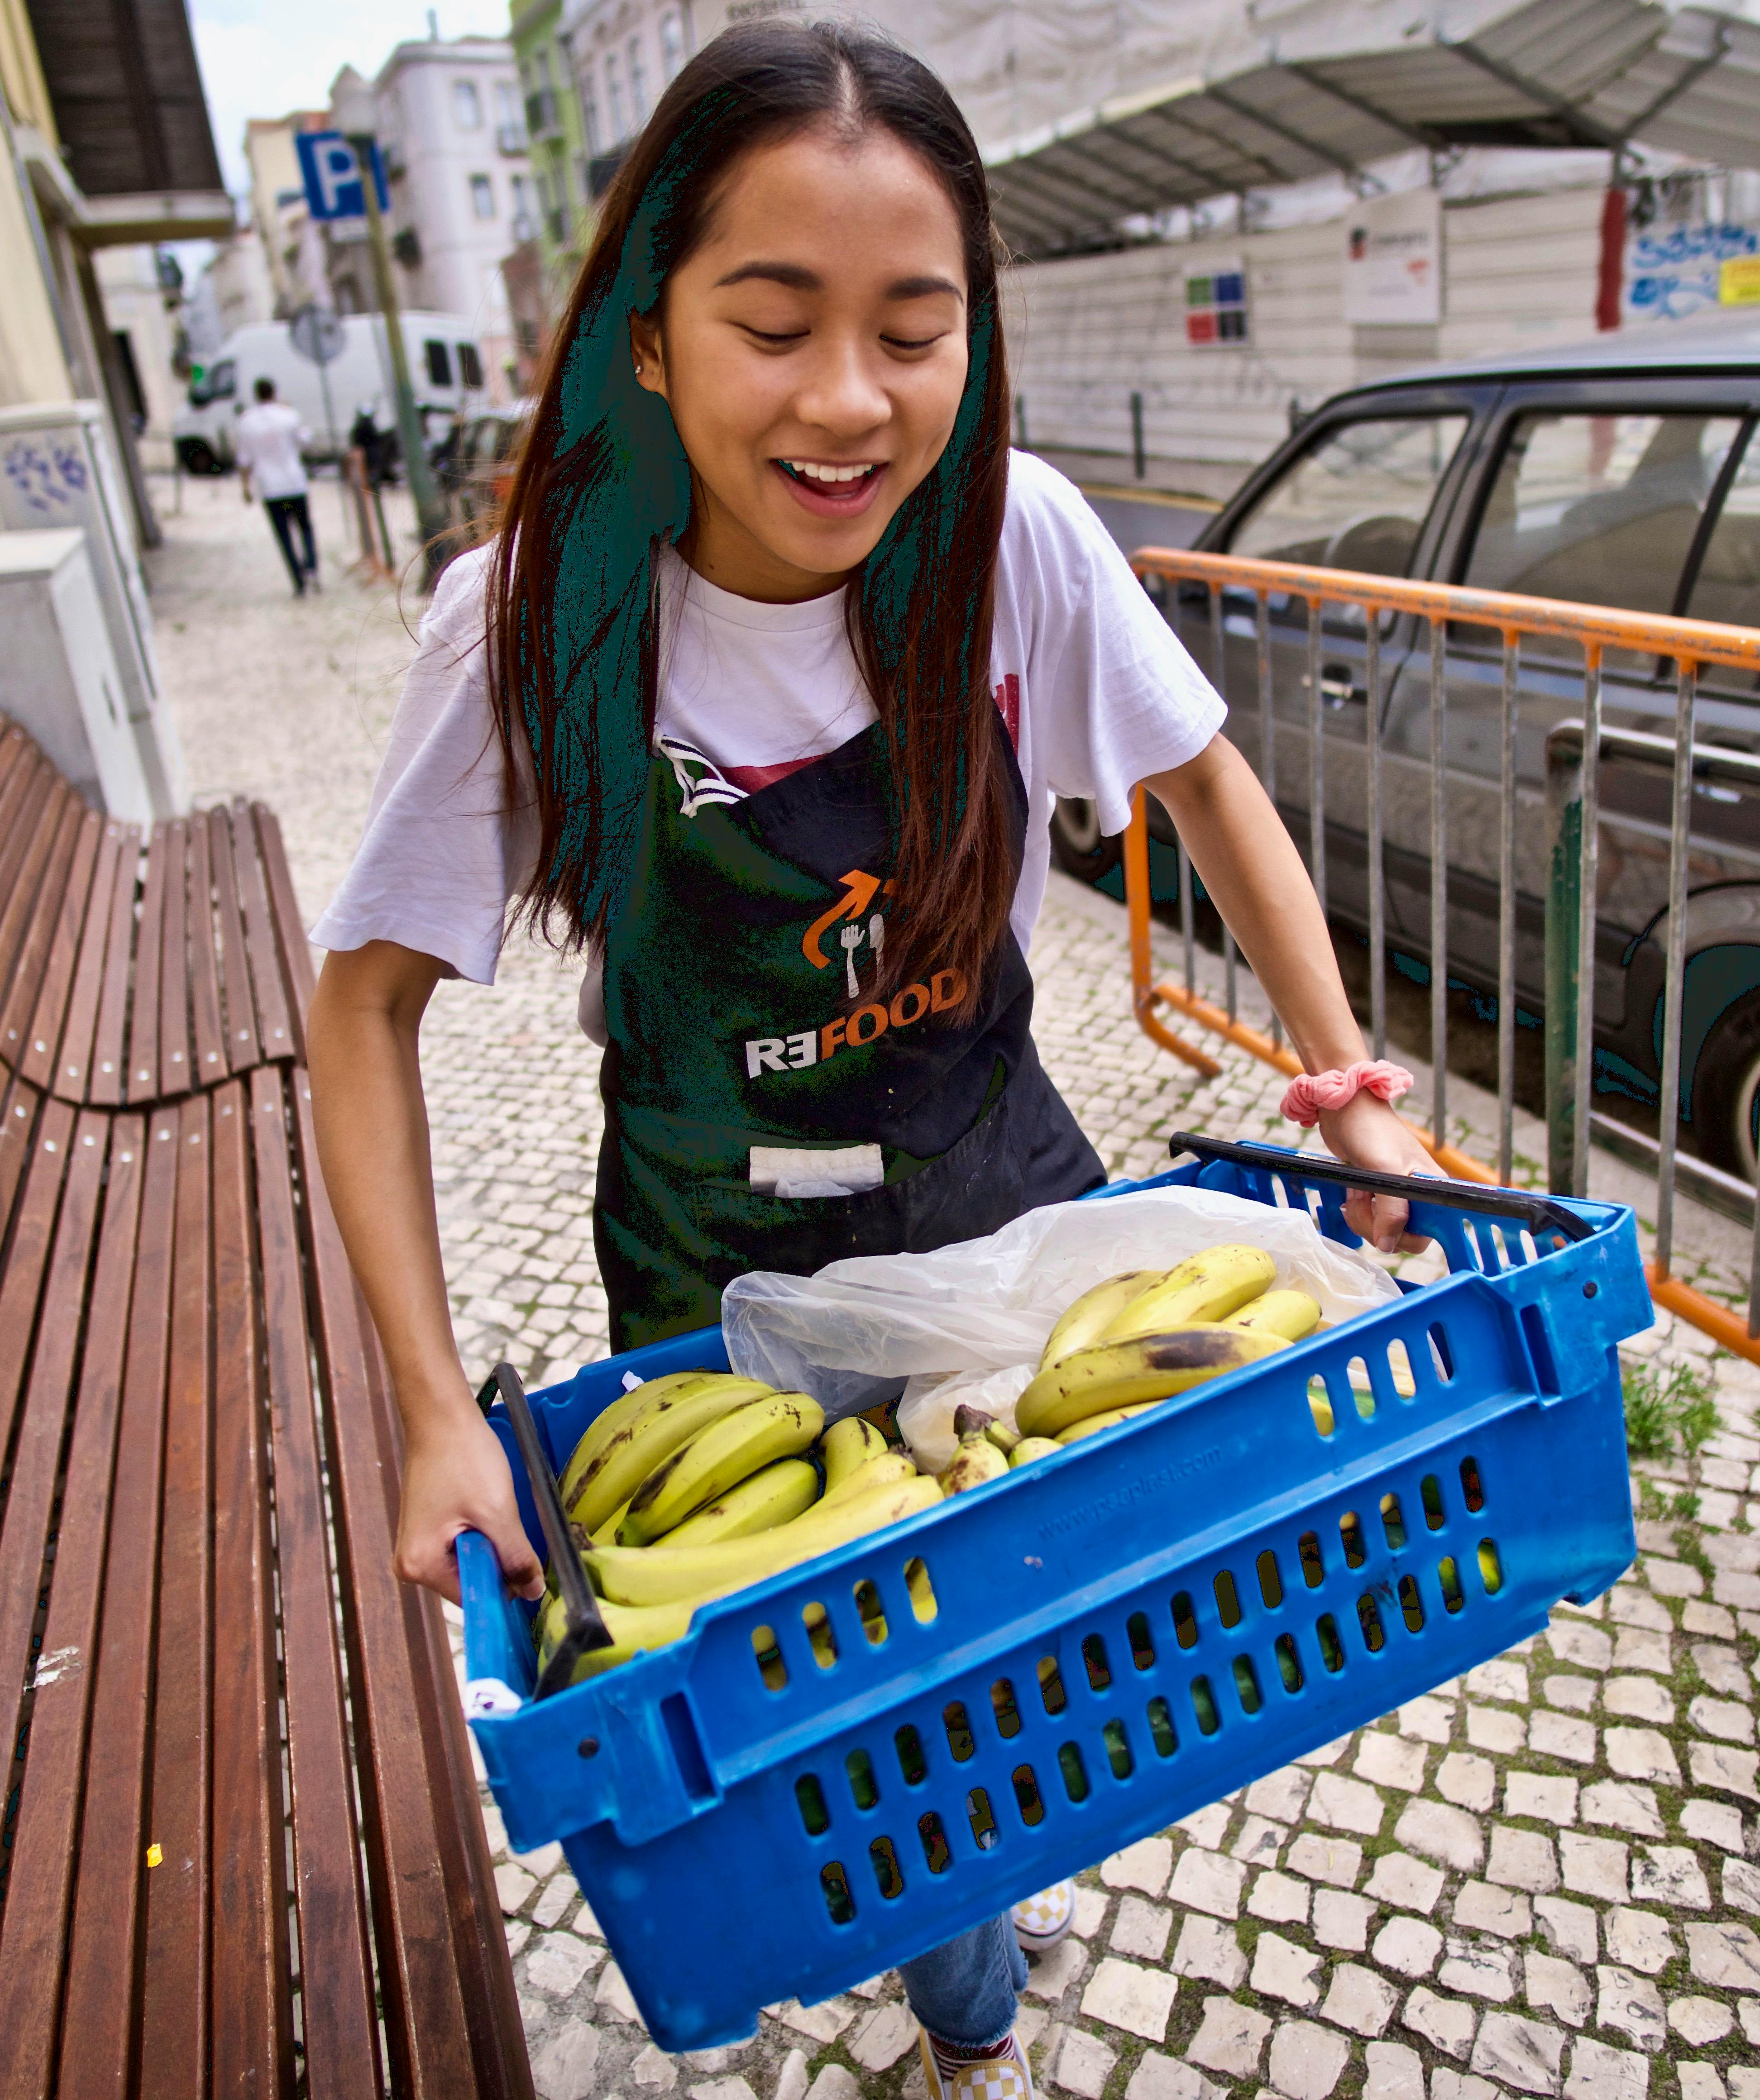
802, 869, 888, 968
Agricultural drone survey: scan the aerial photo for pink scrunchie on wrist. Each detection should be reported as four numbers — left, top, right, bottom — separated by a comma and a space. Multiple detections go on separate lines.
1281, 1059, 1415, 1129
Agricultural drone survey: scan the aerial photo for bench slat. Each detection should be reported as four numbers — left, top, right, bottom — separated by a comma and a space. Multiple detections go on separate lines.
56, 1105, 179, 2095
0, 778, 74, 1074
128, 825, 169, 1103
209, 1079, 295, 2089
290, 1073, 535, 2099
50, 818, 126, 1101
187, 809, 228, 1089
211, 805, 262, 1074
0, 1115, 143, 2095
87, 825, 141, 1106
234, 800, 297, 1064
0, 1073, 41, 1241
254, 800, 314, 1046
0, 751, 55, 969
157, 818, 193, 1098
251, 1065, 385, 2096
18, 805, 100, 1095
0, 719, 28, 805
0, 1094, 74, 1462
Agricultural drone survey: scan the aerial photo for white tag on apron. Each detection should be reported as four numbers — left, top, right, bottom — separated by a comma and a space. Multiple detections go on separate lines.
750, 1144, 885, 1198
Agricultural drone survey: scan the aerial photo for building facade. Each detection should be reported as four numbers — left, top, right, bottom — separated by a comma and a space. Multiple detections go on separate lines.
505, 0, 586, 390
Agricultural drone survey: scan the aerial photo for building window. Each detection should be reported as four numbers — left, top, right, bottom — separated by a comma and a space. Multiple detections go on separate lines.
606, 53, 627, 142
511, 172, 535, 239
575, 66, 601, 155
454, 80, 482, 129
470, 172, 495, 220
659, 10, 685, 81
627, 37, 648, 126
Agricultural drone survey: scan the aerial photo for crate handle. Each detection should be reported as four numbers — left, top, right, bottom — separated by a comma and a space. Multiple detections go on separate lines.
478, 1361, 616, 1693
1167, 1130, 1594, 1245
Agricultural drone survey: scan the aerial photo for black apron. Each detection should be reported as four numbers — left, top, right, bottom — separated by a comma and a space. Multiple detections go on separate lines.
593, 711, 1104, 1350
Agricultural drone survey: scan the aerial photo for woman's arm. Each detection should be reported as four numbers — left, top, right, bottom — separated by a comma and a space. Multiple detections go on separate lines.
307, 940, 544, 1604
1143, 734, 1438, 1251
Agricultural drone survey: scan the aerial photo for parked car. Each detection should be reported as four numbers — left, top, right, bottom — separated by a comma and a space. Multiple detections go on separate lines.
438, 403, 531, 534
1052, 309, 1760, 1179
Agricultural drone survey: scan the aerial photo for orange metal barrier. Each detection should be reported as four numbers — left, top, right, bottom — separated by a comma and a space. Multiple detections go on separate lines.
1124, 544, 1760, 1362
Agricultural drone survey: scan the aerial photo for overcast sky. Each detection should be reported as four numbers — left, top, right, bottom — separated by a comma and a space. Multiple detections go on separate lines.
190, 0, 513, 196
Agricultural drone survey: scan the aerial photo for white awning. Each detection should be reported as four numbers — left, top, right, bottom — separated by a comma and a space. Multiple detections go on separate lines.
971, 0, 1760, 254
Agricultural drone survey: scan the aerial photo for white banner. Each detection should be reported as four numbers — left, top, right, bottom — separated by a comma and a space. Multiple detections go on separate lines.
1342, 188, 1442, 325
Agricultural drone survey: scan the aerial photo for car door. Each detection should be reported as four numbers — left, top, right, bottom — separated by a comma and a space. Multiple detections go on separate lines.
1388, 380, 1760, 1017
1176, 389, 1487, 933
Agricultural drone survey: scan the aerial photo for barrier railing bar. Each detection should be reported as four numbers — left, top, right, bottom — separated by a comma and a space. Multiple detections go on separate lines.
1653, 659, 1699, 1280
1572, 650, 1602, 1203
1365, 614, 1386, 1063
1208, 585, 1239, 1024
1429, 616, 1448, 1152
1307, 598, 1327, 922
1497, 631, 1520, 1185
1256, 595, 1282, 1053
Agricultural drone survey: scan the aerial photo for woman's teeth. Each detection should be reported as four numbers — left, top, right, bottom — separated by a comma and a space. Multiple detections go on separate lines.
784, 461, 876, 484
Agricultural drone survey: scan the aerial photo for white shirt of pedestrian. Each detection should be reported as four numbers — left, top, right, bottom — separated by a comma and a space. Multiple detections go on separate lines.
235, 403, 311, 500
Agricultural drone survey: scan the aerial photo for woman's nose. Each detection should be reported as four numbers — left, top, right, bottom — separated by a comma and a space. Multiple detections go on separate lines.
792, 338, 890, 435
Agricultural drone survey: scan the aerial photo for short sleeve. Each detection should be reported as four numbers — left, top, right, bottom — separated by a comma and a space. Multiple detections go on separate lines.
308, 545, 537, 982
1002, 452, 1225, 837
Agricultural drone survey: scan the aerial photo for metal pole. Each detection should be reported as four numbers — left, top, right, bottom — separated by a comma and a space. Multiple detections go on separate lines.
1131, 391, 1146, 482
349, 134, 450, 575
1653, 659, 1699, 1279
1258, 594, 1281, 1052
1544, 722, 1583, 1196
1497, 631, 1519, 1184
1209, 585, 1238, 1022
1429, 617, 1449, 1150
1572, 651, 1602, 1200
1365, 613, 1384, 1062
1307, 598, 1326, 921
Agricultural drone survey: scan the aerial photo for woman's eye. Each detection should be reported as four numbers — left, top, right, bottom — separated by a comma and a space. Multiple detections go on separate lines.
882, 334, 946, 353
743, 326, 808, 347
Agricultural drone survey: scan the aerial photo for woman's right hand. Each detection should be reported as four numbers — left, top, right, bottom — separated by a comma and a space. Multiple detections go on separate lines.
395, 1392, 547, 1606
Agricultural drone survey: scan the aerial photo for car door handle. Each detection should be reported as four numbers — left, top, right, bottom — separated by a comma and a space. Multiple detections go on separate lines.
1302, 662, 1367, 707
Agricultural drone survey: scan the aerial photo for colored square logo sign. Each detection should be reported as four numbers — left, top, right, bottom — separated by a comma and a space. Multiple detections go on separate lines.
1186, 268, 1248, 344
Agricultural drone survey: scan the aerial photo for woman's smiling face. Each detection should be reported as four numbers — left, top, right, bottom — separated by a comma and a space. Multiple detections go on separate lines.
631, 122, 971, 602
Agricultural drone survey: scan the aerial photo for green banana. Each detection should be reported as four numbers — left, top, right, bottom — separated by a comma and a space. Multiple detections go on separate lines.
559, 1370, 726, 1509
617, 1392, 823, 1545
1039, 1269, 1165, 1368
1099, 1246, 1277, 1345
984, 1419, 1022, 1456
660, 1457, 821, 1547
1219, 1289, 1321, 1341
1009, 1437, 1065, 1466
821, 1448, 918, 1508
1056, 1403, 1153, 1444
586, 1475, 942, 1610
1016, 1323, 1291, 1439
821, 1414, 888, 1490
536, 1590, 698, 1680
568, 1374, 775, 1533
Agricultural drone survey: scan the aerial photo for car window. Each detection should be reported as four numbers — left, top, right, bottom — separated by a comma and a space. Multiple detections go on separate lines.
425, 339, 453, 387
1228, 415, 1468, 576
458, 341, 484, 390
1688, 425, 1760, 698
1464, 410, 1743, 620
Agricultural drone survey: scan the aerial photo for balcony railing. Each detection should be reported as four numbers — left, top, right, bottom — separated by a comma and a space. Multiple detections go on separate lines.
497, 120, 528, 155
525, 89, 559, 138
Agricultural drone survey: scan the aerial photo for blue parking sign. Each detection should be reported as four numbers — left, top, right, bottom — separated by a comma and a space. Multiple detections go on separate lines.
297, 130, 389, 220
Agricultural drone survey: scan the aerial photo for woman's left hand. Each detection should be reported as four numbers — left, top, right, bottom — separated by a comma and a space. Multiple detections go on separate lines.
1315, 1092, 1441, 1254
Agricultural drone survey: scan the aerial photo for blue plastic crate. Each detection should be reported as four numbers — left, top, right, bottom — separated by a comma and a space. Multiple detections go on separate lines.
459, 1147, 1647, 2052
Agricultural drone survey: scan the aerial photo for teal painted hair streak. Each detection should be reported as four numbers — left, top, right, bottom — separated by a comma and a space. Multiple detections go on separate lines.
484, 16, 1015, 1015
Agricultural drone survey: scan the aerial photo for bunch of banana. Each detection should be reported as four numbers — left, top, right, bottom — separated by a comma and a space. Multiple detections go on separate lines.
1016, 1246, 1319, 1442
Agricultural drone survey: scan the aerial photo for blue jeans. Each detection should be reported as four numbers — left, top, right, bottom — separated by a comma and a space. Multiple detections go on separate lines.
898, 1912, 1026, 2048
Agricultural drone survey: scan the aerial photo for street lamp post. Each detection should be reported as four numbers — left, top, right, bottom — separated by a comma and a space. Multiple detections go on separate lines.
330, 76, 450, 579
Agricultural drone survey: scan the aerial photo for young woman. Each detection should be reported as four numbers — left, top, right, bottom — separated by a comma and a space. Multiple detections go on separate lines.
307, 20, 1434, 2092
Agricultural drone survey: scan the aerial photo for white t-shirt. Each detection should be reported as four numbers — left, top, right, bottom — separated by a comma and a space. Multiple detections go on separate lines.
235, 401, 311, 500
311, 449, 1223, 1039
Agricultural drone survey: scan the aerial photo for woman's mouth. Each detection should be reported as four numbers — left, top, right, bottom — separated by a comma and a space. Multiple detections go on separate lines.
773, 458, 887, 519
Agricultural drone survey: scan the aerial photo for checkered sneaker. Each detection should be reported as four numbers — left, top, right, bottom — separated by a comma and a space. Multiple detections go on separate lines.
1010, 1878, 1076, 1953
919, 2029, 1035, 2100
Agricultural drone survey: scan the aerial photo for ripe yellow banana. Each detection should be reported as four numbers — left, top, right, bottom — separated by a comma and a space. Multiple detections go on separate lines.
1219, 1289, 1321, 1341
1039, 1269, 1165, 1369
618, 1393, 823, 1545
1016, 1323, 1291, 1439
568, 1374, 775, 1534
660, 1456, 821, 1547
1056, 1403, 1153, 1444
941, 1429, 1009, 1495
1099, 1246, 1277, 1346
536, 1590, 697, 1681
1009, 1436, 1065, 1466
821, 1414, 889, 1490
821, 1448, 919, 1508
558, 1370, 732, 1509
586, 1475, 942, 1611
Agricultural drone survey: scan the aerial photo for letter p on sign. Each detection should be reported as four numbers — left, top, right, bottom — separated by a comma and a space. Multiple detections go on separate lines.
297, 130, 389, 220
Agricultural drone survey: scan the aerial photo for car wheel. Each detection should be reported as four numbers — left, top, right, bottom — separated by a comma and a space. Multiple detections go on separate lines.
1690, 989, 1760, 1182
1048, 797, 1121, 883
177, 438, 221, 476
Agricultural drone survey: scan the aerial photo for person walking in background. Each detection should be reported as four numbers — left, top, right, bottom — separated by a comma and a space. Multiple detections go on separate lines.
237, 377, 319, 595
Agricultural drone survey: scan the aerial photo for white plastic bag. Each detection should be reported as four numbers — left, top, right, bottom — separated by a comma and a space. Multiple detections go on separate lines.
722, 1181, 1399, 1419
896, 1363, 1036, 1475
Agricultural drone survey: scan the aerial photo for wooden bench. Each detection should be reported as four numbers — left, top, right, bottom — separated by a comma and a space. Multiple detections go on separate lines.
0, 716, 532, 2097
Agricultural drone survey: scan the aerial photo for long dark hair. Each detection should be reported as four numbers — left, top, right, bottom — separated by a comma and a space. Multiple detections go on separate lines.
485, 16, 1014, 1013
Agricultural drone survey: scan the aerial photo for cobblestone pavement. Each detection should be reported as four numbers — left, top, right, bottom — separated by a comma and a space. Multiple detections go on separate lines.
149, 481, 1760, 2100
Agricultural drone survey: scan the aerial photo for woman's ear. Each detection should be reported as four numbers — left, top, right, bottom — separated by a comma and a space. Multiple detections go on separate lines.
629, 311, 666, 397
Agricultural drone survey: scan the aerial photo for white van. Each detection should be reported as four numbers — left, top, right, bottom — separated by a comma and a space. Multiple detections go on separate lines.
173, 311, 486, 473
